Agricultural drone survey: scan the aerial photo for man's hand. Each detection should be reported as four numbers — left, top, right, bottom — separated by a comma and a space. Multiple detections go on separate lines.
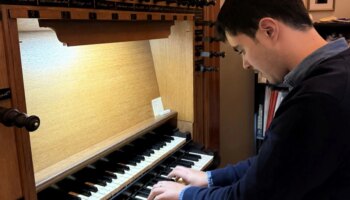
168, 166, 208, 186
147, 181, 185, 200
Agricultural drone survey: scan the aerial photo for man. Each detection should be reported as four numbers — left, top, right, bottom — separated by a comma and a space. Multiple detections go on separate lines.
148, 0, 350, 199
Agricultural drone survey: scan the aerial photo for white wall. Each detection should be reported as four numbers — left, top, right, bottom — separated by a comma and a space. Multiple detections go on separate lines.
305, 0, 350, 21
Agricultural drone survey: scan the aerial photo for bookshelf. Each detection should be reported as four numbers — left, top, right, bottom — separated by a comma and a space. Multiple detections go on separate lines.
314, 22, 350, 44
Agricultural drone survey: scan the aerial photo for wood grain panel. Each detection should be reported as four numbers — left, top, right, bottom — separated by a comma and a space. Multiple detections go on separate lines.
202, 3, 220, 151
150, 21, 194, 130
1, 8, 37, 199
8, 16, 37, 199
19, 30, 161, 173
0, 103, 23, 200
0, 21, 9, 88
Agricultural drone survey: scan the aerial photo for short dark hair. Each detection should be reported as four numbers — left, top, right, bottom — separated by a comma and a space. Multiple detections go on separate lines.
216, 0, 313, 41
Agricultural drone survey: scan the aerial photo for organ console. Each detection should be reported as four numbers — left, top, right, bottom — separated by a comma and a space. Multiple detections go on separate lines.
0, 0, 220, 199
36, 117, 215, 200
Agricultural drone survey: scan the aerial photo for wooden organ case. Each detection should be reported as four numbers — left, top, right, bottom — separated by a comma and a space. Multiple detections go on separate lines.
0, 0, 220, 199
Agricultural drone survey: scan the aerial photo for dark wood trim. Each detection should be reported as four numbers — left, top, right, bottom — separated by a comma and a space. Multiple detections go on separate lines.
1, 6, 37, 200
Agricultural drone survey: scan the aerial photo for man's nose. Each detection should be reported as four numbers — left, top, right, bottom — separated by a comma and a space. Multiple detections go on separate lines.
242, 57, 252, 70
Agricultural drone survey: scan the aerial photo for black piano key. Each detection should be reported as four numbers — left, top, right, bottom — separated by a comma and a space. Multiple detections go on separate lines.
114, 163, 130, 170
116, 191, 133, 200
124, 143, 155, 157
94, 160, 126, 174
125, 160, 138, 166
72, 171, 107, 186
82, 183, 98, 193
86, 166, 115, 183
172, 151, 185, 159
65, 176, 99, 193
130, 156, 144, 163
88, 165, 118, 179
134, 154, 146, 161
131, 138, 154, 148
185, 152, 202, 159
160, 136, 173, 142
144, 149, 155, 156
150, 143, 162, 150
180, 159, 195, 167
37, 186, 81, 200
163, 156, 177, 164
155, 176, 174, 182
182, 153, 200, 161
104, 158, 130, 172
140, 187, 151, 195
162, 167, 173, 174
170, 160, 193, 168
56, 179, 92, 197
108, 150, 141, 166
154, 165, 167, 173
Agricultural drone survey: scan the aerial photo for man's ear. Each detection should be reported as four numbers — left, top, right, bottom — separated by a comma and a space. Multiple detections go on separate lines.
258, 17, 279, 41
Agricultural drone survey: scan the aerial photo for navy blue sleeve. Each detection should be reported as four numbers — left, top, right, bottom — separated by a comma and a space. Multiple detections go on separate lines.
182, 93, 347, 200
209, 157, 256, 187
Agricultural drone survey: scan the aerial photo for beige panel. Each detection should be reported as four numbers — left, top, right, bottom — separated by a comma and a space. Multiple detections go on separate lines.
0, 16, 23, 200
150, 21, 194, 125
220, 42, 255, 166
20, 30, 160, 172
0, 126, 23, 200
177, 120, 193, 134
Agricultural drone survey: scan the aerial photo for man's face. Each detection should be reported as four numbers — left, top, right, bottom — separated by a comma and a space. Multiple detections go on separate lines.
226, 30, 285, 84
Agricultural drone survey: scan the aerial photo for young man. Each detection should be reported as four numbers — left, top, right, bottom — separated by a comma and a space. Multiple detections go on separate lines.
148, 0, 350, 199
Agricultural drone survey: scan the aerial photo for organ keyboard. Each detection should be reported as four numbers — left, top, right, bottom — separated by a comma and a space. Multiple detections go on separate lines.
37, 126, 215, 200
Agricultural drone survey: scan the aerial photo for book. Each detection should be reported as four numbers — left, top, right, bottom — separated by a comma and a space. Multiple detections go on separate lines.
265, 90, 278, 133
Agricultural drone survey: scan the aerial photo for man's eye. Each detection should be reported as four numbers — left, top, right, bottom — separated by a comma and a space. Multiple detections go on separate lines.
237, 50, 245, 55
233, 47, 245, 55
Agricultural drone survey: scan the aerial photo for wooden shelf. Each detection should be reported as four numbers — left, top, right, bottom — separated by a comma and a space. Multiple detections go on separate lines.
39, 20, 175, 45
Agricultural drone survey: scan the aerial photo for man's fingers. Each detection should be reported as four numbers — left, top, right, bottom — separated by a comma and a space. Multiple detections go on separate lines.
147, 187, 166, 200
155, 193, 168, 200
168, 166, 188, 178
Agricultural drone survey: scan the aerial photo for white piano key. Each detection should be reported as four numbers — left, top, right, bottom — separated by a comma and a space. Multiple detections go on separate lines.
187, 152, 213, 170
134, 195, 148, 200
76, 194, 90, 200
